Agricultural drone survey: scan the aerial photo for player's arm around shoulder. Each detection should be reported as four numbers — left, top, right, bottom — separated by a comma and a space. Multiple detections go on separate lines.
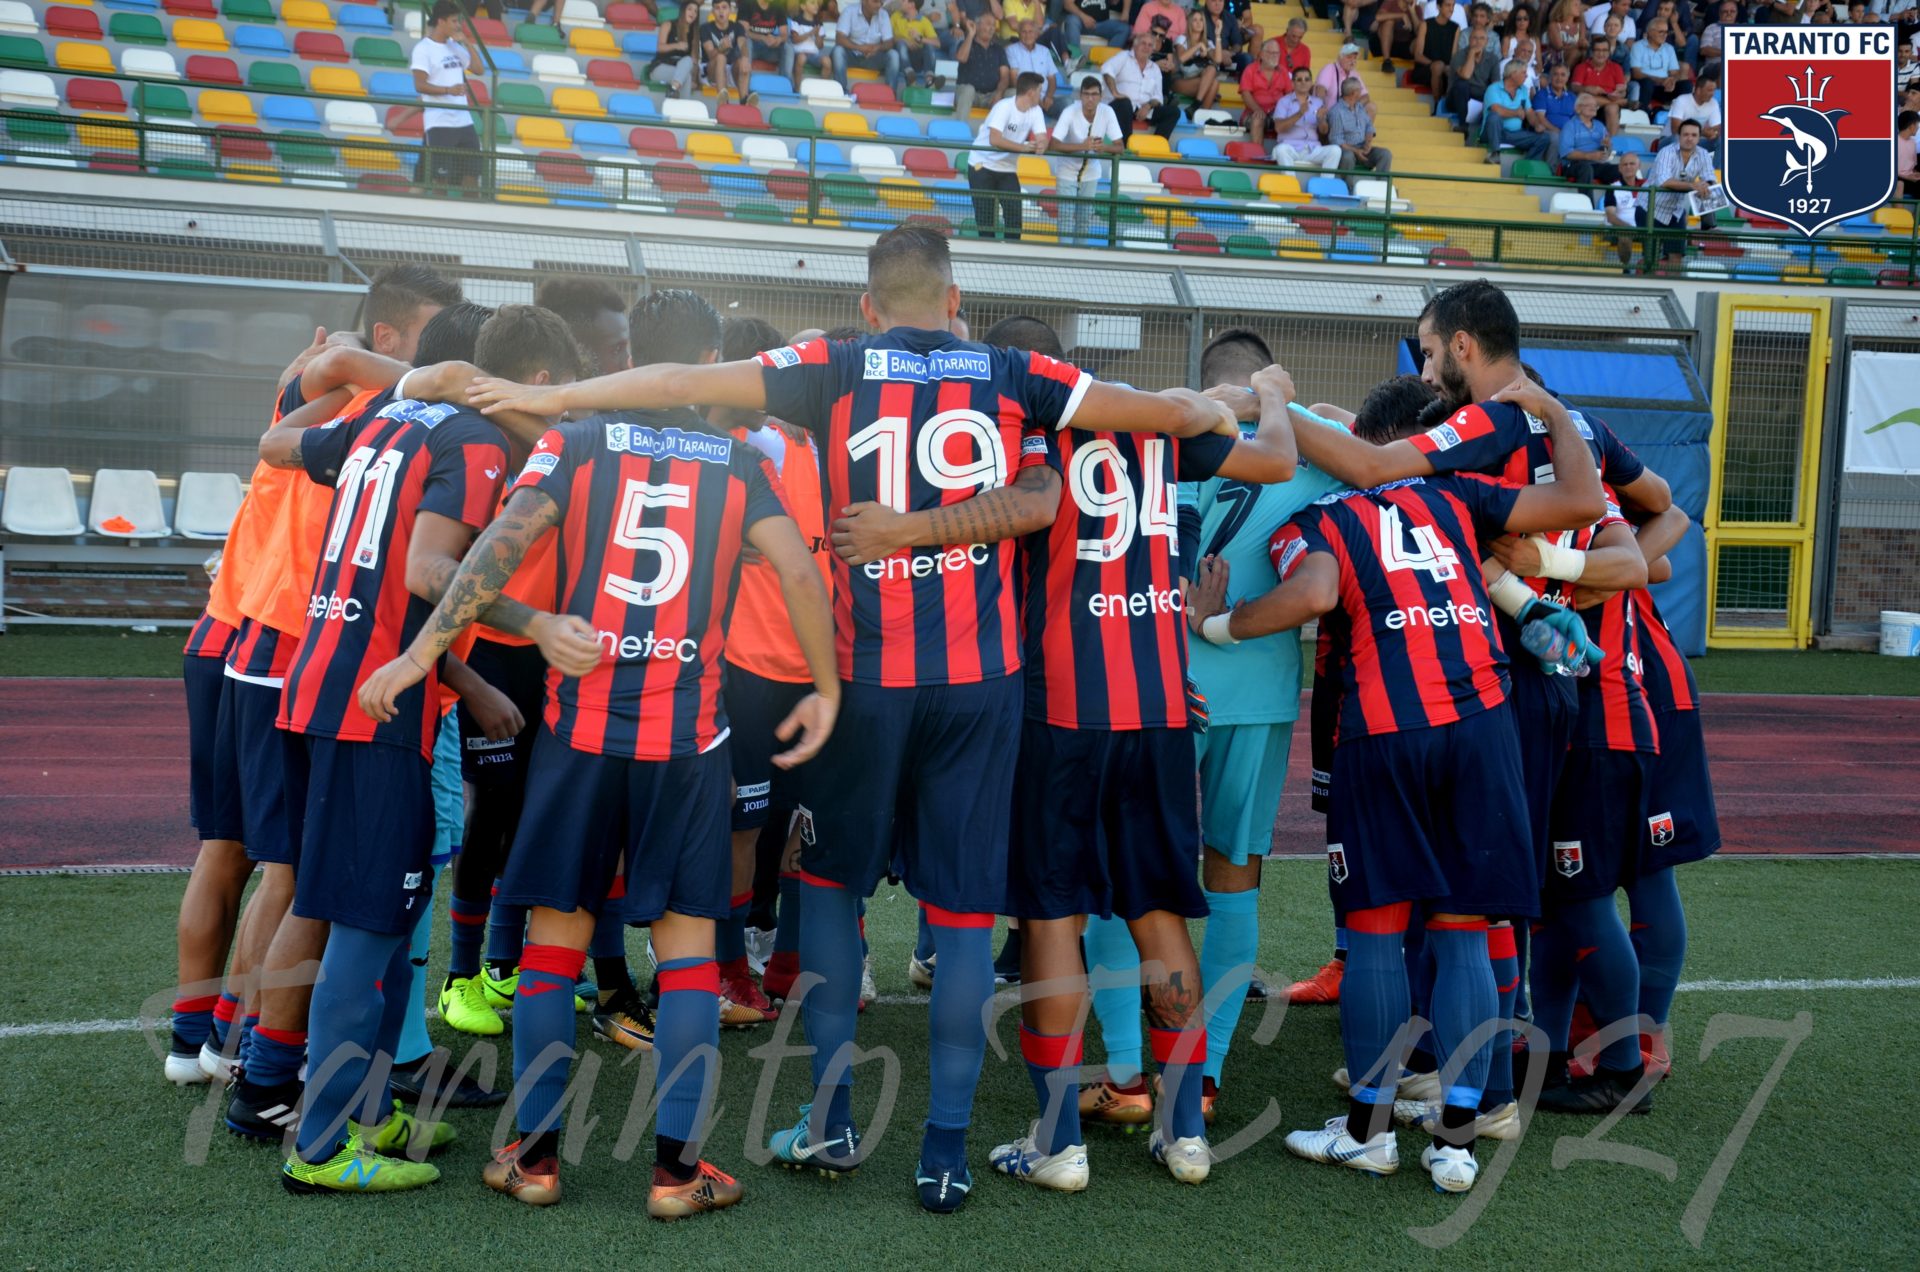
257, 387, 359, 471
831, 460, 1062, 565
1076, 379, 1241, 439
1211, 364, 1298, 484
1491, 378, 1605, 531
748, 513, 840, 768
469, 358, 771, 420
1189, 520, 1338, 643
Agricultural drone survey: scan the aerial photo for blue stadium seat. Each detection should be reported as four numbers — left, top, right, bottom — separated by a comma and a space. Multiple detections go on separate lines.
750, 70, 793, 100
262, 94, 321, 127
102, 0, 161, 10
926, 118, 970, 145
708, 162, 763, 197
233, 26, 292, 56
1175, 136, 1221, 161
1612, 134, 1649, 156
621, 31, 657, 57
795, 138, 848, 172
875, 114, 920, 141
491, 47, 530, 77
606, 91, 658, 118
368, 70, 412, 98
337, 4, 389, 30
573, 118, 626, 153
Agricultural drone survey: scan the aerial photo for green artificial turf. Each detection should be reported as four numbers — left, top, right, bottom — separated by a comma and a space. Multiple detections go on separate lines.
1, 859, 1915, 1270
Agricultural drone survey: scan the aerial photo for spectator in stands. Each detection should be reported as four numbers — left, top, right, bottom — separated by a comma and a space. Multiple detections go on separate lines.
1697, 0, 1737, 67
1413, 0, 1462, 100
1541, 0, 1586, 69
1894, 39, 1917, 98
413, 0, 481, 193
740, 0, 790, 75
1446, 25, 1499, 122
1007, 18, 1062, 102
1103, 30, 1182, 135
1499, 4, 1537, 62
969, 71, 1050, 238
1422, 0, 1471, 29
1241, 38, 1292, 147
1317, 42, 1369, 106
1557, 87, 1619, 188
648, 7, 701, 98
836, 0, 907, 94
1537, 58, 1576, 133
534, 277, 631, 375
1606, 147, 1647, 265
1899, 111, 1919, 201
909, 0, 958, 58
1586, 0, 1635, 51
1203, 0, 1259, 75
1062, 0, 1137, 60
461, 0, 506, 22
1637, 0, 1694, 66
1370, 0, 1416, 71
1272, 66, 1342, 169
896, 0, 944, 87
701, 1, 757, 105
1628, 18, 1689, 109
1483, 56, 1553, 160
785, 0, 831, 89
954, 6, 1012, 116
1572, 35, 1627, 131
1162, 12, 1224, 113
1051, 77, 1126, 243
1278, 17, 1314, 75
1328, 74, 1392, 184
1663, 65, 1721, 152
1500, 34, 1541, 90
1133, 0, 1186, 36
1646, 117, 1715, 255
1901, 84, 1919, 117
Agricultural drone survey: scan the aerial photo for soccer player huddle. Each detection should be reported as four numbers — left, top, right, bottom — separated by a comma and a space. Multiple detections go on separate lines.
163, 228, 1718, 1214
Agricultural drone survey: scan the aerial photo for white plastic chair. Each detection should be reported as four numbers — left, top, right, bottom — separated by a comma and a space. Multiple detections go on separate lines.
0, 1, 38, 35
87, 469, 171, 538
850, 142, 903, 177
173, 471, 245, 540
122, 48, 182, 79
0, 69, 59, 109
531, 53, 586, 86
324, 100, 383, 135
1, 467, 85, 536
799, 76, 853, 108
741, 135, 793, 167
560, 0, 606, 28
660, 96, 712, 125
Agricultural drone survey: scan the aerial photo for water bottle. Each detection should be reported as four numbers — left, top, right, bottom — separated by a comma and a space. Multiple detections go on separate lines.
1520, 619, 1591, 677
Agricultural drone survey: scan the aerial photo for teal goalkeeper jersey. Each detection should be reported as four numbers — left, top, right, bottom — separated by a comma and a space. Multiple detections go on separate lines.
1180, 458, 1345, 726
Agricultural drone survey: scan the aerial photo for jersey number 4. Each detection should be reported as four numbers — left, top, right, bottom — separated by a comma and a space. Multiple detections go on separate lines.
322, 445, 405, 569
1069, 438, 1176, 563
846, 410, 1009, 513
605, 480, 691, 607
1379, 504, 1460, 581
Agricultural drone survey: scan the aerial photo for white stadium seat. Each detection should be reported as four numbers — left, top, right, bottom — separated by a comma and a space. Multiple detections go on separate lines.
87, 469, 171, 538
1, 467, 85, 537
173, 471, 246, 540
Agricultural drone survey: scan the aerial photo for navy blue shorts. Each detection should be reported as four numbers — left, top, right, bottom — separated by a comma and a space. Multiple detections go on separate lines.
1325, 706, 1538, 918
497, 725, 732, 924
1007, 722, 1207, 922
1642, 707, 1719, 874
185, 653, 243, 842
456, 637, 547, 787
1547, 746, 1655, 901
285, 735, 434, 935
1507, 660, 1575, 887
797, 675, 1022, 915
724, 662, 812, 832
219, 673, 297, 866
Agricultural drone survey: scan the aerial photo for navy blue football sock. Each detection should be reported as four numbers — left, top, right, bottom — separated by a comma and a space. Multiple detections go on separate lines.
1083, 914, 1143, 1085
1538, 896, 1643, 1072
486, 887, 527, 971
924, 908, 993, 1169
1021, 1025, 1084, 1155
1198, 886, 1259, 1084
1151, 1024, 1208, 1141
247, 1025, 305, 1088
1333, 925, 1349, 961
1484, 922, 1520, 1106
172, 995, 217, 1049
913, 907, 936, 964
653, 957, 721, 1157
716, 891, 751, 966
773, 873, 802, 955
1626, 867, 1686, 1031
798, 878, 861, 1137
211, 991, 240, 1049
588, 912, 630, 998
366, 934, 413, 1123
397, 870, 437, 1065
447, 893, 490, 981
296, 923, 406, 1161
1426, 919, 1496, 1113
1402, 920, 1436, 1073
1340, 904, 1411, 1112
513, 942, 586, 1137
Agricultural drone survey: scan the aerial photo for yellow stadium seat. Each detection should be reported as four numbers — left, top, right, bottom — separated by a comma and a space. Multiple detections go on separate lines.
76, 115, 137, 150
514, 115, 568, 147
1834, 244, 1882, 263
1874, 205, 1914, 233
797, 208, 840, 227
343, 143, 401, 171
567, 27, 618, 56
498, 184, 550, 204
685, 131, 738, 163
55, 41, 113, 72
308, 65, 364, 96
1395, 223, 1449, 241
877, 176, 933, 211
1021, 220, 1059, 243
822, 110, 874, 138
1257, 172, 1305, 202
198, 89, 257, 125
1126, 133, 1173, 160
1015, 154, 1052, 188
281, 0, 336, 30
1276, 239, 1324, 260
1141, 196, 1197, 229
551, 86, 606, 117
172, 18, 229, 51
226, 163, 283, 184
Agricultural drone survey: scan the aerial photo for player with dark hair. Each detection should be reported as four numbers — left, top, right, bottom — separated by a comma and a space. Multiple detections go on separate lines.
468, 224, 1238, 1212
533, 276, 631, 377
358, 288, 839, 1219
1191, 375, 1605, 1193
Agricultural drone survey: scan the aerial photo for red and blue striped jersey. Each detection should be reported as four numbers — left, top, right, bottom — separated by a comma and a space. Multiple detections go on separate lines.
1408, 397, 1641, 491
279, 391, 508, 758
756, 330, 1090, 687
1023, 427, 1234, 730
1573, 587, 1660, 753
1272, 473, 1522, 740
512, 410, 789, 761
224, 615, 295, 684
1630, 587, 1696, 714
183, 610, 236, 659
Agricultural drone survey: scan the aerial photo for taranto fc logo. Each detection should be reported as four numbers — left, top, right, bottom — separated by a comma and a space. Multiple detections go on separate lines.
1724, 25, 1895, 237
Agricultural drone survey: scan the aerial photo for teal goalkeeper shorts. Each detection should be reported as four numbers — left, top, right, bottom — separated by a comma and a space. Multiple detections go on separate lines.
1195, 722, 1293, 866
430, 710, 463, 868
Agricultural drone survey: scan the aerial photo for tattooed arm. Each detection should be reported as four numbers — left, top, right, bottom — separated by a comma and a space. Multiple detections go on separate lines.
829, 465, 1063, 566
356, 487, 601, 723
404, 510, 545, 637
256, 386, 357, 470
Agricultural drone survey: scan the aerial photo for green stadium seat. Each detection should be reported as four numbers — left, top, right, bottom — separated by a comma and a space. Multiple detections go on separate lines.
1207, 169, 1258, 200
220, 0, 276, 22
0, 34, 49, 67
768, 105, 817, 135
1224, 233, 1271, 257
108, 13, 170, 45
273, 128, 334, 165
1828, 265, 1875, 287
6, 110, 69, 144
246, 59, 303, 90
735, 202, 785, 223
353, 36, 407, 66
515, 21, 566, 49
156, 156, 218, 178
496, 80, 547, 111
133, 81, 192, 117
901, 85, 949, 115
1511, 158, 1559, 182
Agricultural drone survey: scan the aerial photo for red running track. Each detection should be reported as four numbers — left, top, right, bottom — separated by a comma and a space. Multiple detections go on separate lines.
0, 680, 1914, 870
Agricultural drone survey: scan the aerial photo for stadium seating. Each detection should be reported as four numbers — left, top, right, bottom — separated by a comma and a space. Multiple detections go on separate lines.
1, 467, 86, 537
87, 469, 171, 538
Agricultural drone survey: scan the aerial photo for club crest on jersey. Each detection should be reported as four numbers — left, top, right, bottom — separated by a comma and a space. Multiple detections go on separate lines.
1724, 27, 1896, 236
604, 424, 732, 465
1553, 840, 1583, 878
1648, 812, 1676, 848
863, 349, 930, 382
403, 871, 423, 890
1327, 843, 1349, 884
1526, 412, 1547, 435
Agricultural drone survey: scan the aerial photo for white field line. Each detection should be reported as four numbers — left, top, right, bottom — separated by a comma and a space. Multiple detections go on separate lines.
6, 978, 1919, 1041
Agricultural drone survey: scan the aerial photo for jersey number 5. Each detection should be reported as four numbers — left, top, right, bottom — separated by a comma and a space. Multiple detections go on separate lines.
1069, 438, 1175, 563
846, 410, 1009, 513
322, 445, 405, 569
1379, 504, 1460, 581
605, 480, 691, 607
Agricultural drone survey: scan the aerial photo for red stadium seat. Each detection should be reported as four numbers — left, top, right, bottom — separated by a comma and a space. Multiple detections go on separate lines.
357, 173, 411, 192
716, 102, 766, 130
91, 153, 144, 172
1223, 140, 1267, 164
465, 77, 491, 105
851, 82, 900, 111
164, 0, 217, 15
384, 104, 423, 137
606, 2, 656, 29
535, 149, 593, 185
903, 147, 955, 179
1173, 230, 1223, 255
1159, 166, 1205, 196
473, 17, 512, 45
1428, 245, 1475, 267
1295, 216, 1347, 237
215, 126, 273, 161
763, 168, 809, 202
627, 125, 679, 158
1699, 237, 1743, 258
184, 54, 243, 84
44, 6, 103, 39
652, 160, 709, 194
677, 198, 725, 218
587, 58, 639, 89
295, 31, 350, 62
67, 78, 128, 112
